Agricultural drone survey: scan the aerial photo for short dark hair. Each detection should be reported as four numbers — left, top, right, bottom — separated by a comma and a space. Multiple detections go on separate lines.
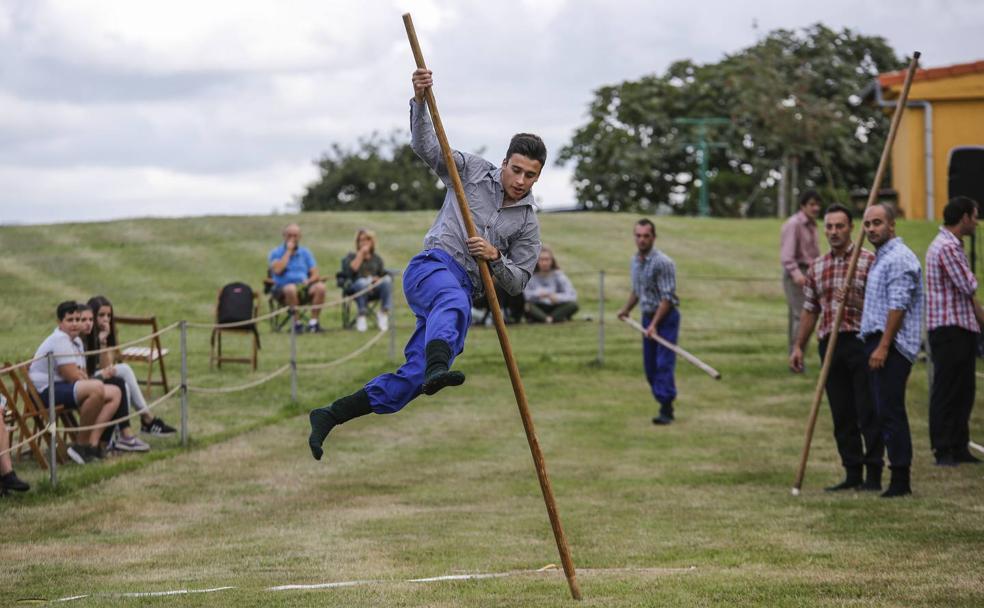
943, 196, 978, 227
868, 202, 897, 223
799, 189, 822, 207
635, 218, 656, 236
824, 203, 853, 223
56, 300, 80, 320
506, 133, 547, 167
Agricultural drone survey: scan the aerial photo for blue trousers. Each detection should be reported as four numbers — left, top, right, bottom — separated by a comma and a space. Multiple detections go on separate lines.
642, 308, 680, 416
863, 335, 913, 468
364, 249, 472, 414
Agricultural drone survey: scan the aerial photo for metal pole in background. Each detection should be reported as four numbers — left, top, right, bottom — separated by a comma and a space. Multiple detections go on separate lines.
290, 312, 298, 403
597, 270, 605, 365
180, 320, 189, 448
47, 353, 57, 487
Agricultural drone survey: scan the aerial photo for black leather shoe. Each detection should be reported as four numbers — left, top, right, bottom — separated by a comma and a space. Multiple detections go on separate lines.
824, 478, 862, 492
651, 415, 673, 426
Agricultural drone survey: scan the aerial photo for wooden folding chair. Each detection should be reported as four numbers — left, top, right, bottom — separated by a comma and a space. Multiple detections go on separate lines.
2, 364, 80, 467
0, 371, 48, 469
210, 285, 260, 371
116, 315, 170, 397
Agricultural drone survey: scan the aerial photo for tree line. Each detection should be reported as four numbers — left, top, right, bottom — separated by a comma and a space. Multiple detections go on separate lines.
299, 24, 903, 217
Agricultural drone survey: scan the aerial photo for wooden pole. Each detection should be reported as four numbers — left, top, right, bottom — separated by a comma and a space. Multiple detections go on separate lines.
402, 13, 582, 601
621, 317, 722, 380
791, 52, 921, 496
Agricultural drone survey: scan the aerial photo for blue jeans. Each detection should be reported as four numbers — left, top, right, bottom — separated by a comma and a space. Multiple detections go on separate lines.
642, 308, 680, 416
364, 250, 472, 414
350, 276, 392, 314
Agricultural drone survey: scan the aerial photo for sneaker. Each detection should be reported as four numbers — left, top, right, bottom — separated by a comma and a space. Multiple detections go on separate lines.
376, 311, 389, 332
141, 417, 177, 436
67, 444, 100, 464
112, 435, 151, 452
293, 321, 306, 334
0, 471, 30, 492
308, 320, 324, 333
355, 315, 368, 332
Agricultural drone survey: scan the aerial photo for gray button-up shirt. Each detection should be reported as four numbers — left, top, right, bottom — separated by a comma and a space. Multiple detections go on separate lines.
410, 99, 541, 297
631, 249, 679, 314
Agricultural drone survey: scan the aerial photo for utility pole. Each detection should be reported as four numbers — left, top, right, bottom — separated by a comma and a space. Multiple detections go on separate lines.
673, 117, 730, 217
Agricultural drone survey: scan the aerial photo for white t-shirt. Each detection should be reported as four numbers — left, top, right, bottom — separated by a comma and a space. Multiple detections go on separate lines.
28, 327, 85, 393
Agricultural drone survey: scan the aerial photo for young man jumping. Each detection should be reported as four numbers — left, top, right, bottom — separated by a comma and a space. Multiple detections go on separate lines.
308, 68, 544, 460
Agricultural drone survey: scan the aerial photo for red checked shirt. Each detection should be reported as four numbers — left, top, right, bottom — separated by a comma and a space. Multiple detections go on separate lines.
925, 227, 980, 332
802, 244, 875, 339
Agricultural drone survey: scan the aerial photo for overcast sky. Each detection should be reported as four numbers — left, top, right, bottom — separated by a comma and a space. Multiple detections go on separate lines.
0, 0, 980, 225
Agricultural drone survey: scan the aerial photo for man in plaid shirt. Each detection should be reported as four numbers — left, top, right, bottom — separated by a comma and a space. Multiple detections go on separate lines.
790, 204, 882, 491
925, 196, 984, 466
618, 219, 680, 426
859, 203, 923, 498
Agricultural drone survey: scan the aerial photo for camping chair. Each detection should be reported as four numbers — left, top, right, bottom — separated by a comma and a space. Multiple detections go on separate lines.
210, 282, 260, 370
336, 271, 391, 330
263, 269, 316, 332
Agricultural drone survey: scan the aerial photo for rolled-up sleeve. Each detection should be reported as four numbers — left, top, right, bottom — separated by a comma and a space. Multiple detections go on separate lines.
886, 261, 918, 310
654, 258, 677, 301
490, 221, 541, 295
802, 263, 820, 312
940, 245, 978, 296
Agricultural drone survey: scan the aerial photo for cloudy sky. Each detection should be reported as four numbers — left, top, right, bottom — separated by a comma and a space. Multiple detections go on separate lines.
0, 0, 979, 225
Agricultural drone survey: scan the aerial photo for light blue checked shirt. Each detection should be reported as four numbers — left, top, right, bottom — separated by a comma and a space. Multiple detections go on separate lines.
859, 237, 923, 362
631, 249, 679, 314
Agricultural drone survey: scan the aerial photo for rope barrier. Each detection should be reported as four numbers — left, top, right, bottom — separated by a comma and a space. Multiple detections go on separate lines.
0, 423, 53, 459
297, 328, 387, 370
293, 275, 392, 313
59, 386, 181, 434
187, 364, 291, 394
185, 305, 290, 330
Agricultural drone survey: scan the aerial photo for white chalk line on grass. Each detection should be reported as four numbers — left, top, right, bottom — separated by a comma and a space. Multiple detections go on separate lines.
50, 565, 696, 602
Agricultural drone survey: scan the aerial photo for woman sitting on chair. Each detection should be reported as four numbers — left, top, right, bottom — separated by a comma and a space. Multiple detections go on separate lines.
340, 229, 392, 332
523, 246, 579, 324
83, 296, 177, 437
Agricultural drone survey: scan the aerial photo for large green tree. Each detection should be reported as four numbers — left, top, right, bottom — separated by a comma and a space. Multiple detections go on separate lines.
299, 130, 444, 211
557, 24, 904, 216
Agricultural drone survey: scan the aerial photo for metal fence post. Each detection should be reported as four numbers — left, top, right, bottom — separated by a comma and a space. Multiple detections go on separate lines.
180, 320, 189, 447
290, 312, 298, 403
47, 353, 57, 487
597, 270, 605, 365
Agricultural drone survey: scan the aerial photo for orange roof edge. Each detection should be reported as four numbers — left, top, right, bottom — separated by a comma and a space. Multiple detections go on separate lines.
878, 59, 984, 88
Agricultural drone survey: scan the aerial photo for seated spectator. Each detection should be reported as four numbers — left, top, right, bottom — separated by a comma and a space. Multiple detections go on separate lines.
0, 397, 30, 494
524, 246, 579, 323
84, 296, 176, 436
269, 223, 327, 333
28, 301, 122, 464
339, 229, 392, 332
77, 303, 150, 452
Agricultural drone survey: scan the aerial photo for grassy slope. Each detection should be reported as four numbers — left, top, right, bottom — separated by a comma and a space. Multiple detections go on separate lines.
1, 212, 982, 607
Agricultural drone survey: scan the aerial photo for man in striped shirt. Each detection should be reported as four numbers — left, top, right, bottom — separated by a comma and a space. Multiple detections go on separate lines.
790, 204, 882, 491
618, 219, 680, 426
859, 203, 923, 498
925, 196, 984, 466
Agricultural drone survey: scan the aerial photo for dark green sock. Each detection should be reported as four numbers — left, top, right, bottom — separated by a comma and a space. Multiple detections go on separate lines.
308, 389, 372, 461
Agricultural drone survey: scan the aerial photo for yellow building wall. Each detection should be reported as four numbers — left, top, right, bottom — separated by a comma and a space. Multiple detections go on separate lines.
886, 70, 984, 220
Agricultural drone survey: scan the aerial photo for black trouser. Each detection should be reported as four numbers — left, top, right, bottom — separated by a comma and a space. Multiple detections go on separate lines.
473, 286, 525, 324
99, 376, 130, 444
526, 301, 579, 323
929, 326, 977, 456
819, 332, 883, 469
863, 334, 913, 468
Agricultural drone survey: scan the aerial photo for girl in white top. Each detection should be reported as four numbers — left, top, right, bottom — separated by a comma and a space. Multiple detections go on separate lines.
523, 246, 579, 324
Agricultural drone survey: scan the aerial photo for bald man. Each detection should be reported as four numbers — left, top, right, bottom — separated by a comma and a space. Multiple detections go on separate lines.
268, 223, 326, 333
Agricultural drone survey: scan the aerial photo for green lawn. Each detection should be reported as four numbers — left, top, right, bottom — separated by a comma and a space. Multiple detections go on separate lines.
1, 212, 982, 607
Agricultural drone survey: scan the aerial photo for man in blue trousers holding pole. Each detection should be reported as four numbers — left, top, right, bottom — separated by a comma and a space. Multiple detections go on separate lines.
308, 67, 544, 460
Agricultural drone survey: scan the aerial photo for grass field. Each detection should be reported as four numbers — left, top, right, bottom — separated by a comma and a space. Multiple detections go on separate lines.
1, 211, 983, 607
